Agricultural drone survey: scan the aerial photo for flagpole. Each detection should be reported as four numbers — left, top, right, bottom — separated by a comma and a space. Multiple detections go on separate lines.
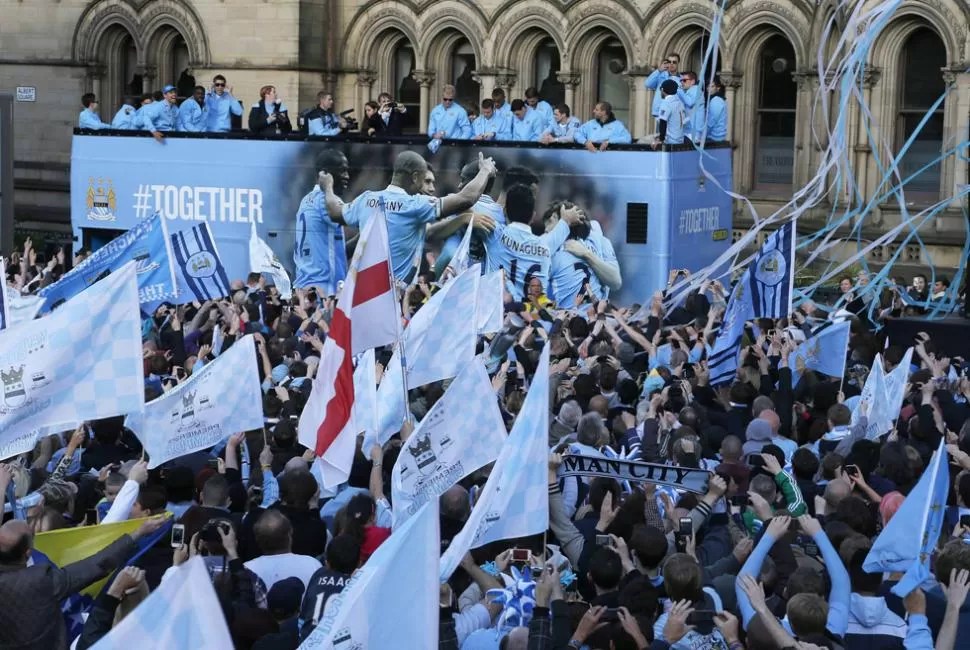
387, 216, 413, 429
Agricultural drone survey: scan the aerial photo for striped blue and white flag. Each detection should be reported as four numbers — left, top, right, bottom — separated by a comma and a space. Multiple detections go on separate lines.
126, 335, 263, 468
708, 280, 753, 386
391, 360, 506, 528
0, 262, 143, 446
440, 345, 550, 581
371, 265, 481, 446
299, 500, 439, 649
38, 212, 178, 310
91, 556, 232, 649
788, 320, 851, 387
169, 222, 232, 303
749, 221, 795, 319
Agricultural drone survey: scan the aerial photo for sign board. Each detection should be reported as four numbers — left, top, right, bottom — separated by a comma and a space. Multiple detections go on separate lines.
15, 87, 36, 102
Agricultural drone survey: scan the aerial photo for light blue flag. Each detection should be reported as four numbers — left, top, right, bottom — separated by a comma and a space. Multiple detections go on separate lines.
38, 212, 178, 310
391, 359, 506, 528
864, 438, 949, 597
6, 292, 43, 328
852, 354, 886, 438
0, 262, 143, 444
748, 220, 795, 319
299, 500, 439, 649
708, 280, 753, 386
91, 556, 233, 649
371, 265, 481, 447
651, 343, 673, 370
167, 222, 232, 304
788, 320, 850, 387
440, 345, 550, 581
126, 335, 263, 469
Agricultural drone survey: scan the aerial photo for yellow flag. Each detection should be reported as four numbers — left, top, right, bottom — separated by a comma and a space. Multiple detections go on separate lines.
33, 518, 150, 598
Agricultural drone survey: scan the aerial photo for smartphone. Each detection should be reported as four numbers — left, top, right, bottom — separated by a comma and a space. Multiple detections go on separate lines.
85, 508, 98, 525
595, 534, 613, 547
171, 523, 185, 548
510, 548, 531, 563
601, 608, 620, 622
960, 515, 970, 528
845, 465, 860, 477
730, 495, 748, 507
675, 516, 692, 553
686, 610, 716, 625
206, 458, 220, 470
749, 455, 766, 468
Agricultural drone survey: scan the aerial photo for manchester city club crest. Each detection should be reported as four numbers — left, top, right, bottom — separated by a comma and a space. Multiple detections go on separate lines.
86, 177, 117, 222
754, 249, 787, 287
186, 251, 217, 279
332, 628, 363, 650
1, 365, 27, 409
169, 389, 214, 430
132, 248, 160, 275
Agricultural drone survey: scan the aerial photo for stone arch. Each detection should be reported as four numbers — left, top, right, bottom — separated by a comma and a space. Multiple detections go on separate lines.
139, 1, 210, 66
417, 1, 487, 65
565, 23, 635, 121
343, 3, 422, 72
563, 5, 638, 73
144, 25, 190, 90
645, 2, 726, 68
869, 5, 962, 67
723, 0, 809, 72
73, 0, 142, 64
490, 0, 567, 91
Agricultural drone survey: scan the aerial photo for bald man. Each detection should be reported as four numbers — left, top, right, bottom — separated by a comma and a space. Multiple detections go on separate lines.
0, 516, 167, 649
759, 409, 797, 464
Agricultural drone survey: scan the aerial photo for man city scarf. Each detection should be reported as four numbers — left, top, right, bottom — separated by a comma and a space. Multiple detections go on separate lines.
559, 454, 710, 494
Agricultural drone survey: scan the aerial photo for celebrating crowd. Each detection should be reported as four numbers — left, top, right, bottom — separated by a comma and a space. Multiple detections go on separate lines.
2, 140, 970, 650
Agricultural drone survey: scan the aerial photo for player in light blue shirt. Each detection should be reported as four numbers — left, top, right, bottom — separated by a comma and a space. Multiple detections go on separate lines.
205, 75, 242, 132
482, 185, 583, 300
654, 80, 686, 147
644, 53, 682, 117
507, 99, 543, 142
492, 88, 512, 118
524, 86, 555, 133
428, 84, 471, 141
177, 86, 209, 132
78, 93, 111, 130
110, 97, 138, 130
318, 151, 498, 282
293, 150, 351, 296
706, 76, 729, 141
574, 102, 633, 151
540, 104, 581, 143
471, 99, 510, 141
544, 203, 622, 306
677, 72, 705, 140
142, 85, 179, 142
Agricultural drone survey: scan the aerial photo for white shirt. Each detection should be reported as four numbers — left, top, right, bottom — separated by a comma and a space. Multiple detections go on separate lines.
244, 552, 322, 591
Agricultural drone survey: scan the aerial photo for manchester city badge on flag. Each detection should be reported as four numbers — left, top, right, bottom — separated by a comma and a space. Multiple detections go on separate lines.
169, 222, 232, 303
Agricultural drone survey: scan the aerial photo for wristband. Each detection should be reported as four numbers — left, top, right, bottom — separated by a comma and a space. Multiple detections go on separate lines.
261, 464, 272, 471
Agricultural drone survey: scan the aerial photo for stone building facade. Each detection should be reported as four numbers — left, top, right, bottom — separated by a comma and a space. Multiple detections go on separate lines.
2, 0, 969, 268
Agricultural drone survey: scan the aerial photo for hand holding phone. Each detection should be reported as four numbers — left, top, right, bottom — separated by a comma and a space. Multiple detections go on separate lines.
171, 523, 186, 548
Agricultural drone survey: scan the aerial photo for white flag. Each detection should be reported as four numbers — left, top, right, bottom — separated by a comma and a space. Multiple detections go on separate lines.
476, 270, 504, 335
868, 347, 913, 440
391, 360, 506, 528
299, 501, 439, 649
126, 335, 263, 469
249, 221, 292, 300
440, 345, 550, 580
5, 292, 43, 327
372, 265, 481, 446
91, 556, 232, 649
0, 263, 143, 446
441, 217, 474, 284
352, 349, 379, 445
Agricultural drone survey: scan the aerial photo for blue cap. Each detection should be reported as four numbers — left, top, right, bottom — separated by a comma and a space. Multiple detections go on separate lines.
162, 85, 177, 94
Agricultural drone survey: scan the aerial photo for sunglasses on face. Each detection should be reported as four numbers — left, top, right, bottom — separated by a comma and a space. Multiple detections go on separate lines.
214, 83, 225, 87
666, 59, 678, 64
442, 97, 454, 102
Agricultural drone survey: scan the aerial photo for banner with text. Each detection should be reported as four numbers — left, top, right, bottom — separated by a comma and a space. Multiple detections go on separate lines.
71, 136, 733, 303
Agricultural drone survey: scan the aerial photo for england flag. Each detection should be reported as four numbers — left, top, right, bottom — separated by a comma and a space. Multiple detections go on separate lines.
298, 203, 398, 488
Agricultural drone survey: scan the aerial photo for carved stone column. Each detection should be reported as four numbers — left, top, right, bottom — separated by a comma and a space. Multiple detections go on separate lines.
624, 66, 649, 140
718, 71, 742, 143
496, 71, 518, 97
942, 67, 968, 210
557, 71, 581, 114
414, 70, 436, 134
355, 71, 377, 127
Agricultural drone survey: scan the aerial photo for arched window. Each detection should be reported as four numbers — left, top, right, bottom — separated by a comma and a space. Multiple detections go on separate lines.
451, 39, 479, 109
394, 42, 420, 132
534, 38, 564, 106
686, 31, 722, 87
99, 25, 139, 118
754, 34, 797, 192
897, 28, 946, 201
596, 38, 629, 125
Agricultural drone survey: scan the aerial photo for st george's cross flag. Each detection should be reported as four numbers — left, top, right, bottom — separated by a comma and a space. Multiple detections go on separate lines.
298, 201, 398, 488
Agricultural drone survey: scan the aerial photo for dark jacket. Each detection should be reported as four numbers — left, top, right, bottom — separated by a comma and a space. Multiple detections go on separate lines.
248, 101, 291, 135
0, 535, 136, 650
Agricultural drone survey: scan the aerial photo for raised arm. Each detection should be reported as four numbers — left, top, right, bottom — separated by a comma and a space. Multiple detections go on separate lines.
439, 153, 498, 217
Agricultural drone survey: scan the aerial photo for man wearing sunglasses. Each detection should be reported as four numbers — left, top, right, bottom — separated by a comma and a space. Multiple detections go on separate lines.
205, 74, 243, 132
644, 53, 681, 119
428, 84, 471, 143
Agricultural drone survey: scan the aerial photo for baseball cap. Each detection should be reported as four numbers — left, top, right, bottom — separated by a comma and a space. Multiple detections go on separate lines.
161, 85, 177, 94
